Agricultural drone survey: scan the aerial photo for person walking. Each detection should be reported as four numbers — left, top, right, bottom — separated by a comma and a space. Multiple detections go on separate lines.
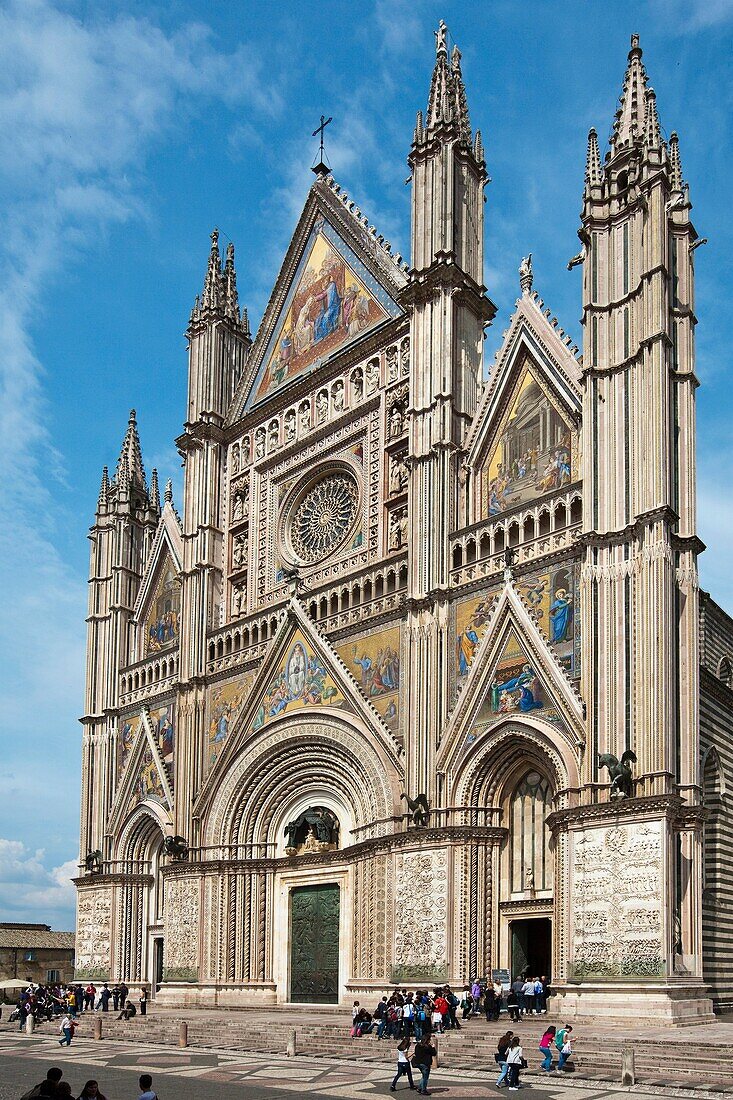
506, 987, 520, 1023
58, 1013, 74, 1046
539, 1025, 556, 1071
412, 1034, 436, 1095
76, 1081, 107, 1100
557, 1026, 575, 1071
505, 1036, 524, 1091
390, 1037, 415, 1091
495, 1031, 513, 1088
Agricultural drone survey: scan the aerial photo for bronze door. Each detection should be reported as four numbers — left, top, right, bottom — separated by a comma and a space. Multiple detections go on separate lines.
289, 883, 340, 1003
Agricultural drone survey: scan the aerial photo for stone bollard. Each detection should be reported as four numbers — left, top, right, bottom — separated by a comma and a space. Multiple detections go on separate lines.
178, 1021, 188, 1048
621, 1045, 635, 1086
93, 1015, 103, 1040
25, 1015, 34, 1035
286, 1029, 297, 1058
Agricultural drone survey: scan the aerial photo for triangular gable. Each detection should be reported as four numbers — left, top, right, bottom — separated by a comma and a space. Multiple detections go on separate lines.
228, 177, 407, 422
466, 291, 582, 477
438, 582, 584, 777
132, 503, 183, 657
108, 707, 174, 834
194, 597, 402, 815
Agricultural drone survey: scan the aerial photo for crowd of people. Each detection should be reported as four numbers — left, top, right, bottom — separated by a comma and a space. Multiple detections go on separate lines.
8, 981, 148, 1040
350, 976, 576, 1094
19, 1068, 158, 1100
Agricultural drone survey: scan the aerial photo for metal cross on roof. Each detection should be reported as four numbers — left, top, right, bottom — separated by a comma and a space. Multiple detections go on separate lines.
311, 114, 333, 177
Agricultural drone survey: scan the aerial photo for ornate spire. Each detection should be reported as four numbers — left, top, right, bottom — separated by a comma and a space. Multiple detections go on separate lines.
519, 254, 533, 295
241, 306, 251, 340
610, 33, 649, 154
224, 241, 240, 324
164, 478, 173, 505
473, 129, 484, 164
643, 87, 662, 149
669, 131, 683, 191
115, 409, 146, 491
426, 20, 452, 132
201, 228, 224, 312
149, 467, 161, 513
97, 466, 110, 510
585, 127, 602, 188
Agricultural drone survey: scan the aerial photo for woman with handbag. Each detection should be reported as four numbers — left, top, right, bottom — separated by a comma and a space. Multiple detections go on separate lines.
411, 1034, 436, 1095
495, 1031, 513, 1088
505, 1036, 525, 1091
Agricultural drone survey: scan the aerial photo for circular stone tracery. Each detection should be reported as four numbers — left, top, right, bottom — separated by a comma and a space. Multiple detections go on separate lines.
290, 471, 359, 563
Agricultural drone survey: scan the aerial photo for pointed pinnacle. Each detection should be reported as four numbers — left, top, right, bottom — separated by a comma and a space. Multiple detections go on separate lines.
644, 88, 662, 149
450, 44, 472, 145
426, 22, 452, 131
669, 131, 683, 191
224, 240, 240, 324
201, 227, 223, 311
611, 32, 648, 152
585, 127, 602, 188
164, 478, 173, 505
97, 465, 110, 509
115, 408, 146, 491
241, 306, 251, 340
149, 468, 161, 512
474, 129, 484, 164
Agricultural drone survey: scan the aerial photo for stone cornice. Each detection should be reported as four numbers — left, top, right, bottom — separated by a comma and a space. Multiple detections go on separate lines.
73, 873, 154, 888
546, 793, 684, 834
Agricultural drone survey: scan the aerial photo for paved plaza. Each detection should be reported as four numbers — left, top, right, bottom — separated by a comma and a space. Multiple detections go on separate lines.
0, 1025, 730, 1100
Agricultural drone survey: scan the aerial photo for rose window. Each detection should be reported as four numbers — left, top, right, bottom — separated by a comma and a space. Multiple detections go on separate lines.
290, 472, 359, 563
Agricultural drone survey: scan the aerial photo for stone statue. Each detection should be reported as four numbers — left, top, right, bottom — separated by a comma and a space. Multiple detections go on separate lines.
524, 866, 535, 892
268, 421, 279, 451
231, 444, 240, 475
434, 19, 447, 55
519, 253, 533, 295
232, 584, 245, 616
351, 368, 364, 402
316, 390, 329, 423
387, 347, 398, 382
284, 807, 339, 854
388, 508, 407, 551
302, 826, 320, 852
332, 381, 345, 411
299, 402, 311, 433
366, 358, 380, 394
163, 835, 189, 860
598, 749, 638, 800
255, 429, 266, 459
84, 850, 102, 873
402, 792, 430, 828
285, 410, 296, 441
232, 535, 247, 570
389, 402, 404, 439
400, 338, 410, 375
389, 456, 407, 496
241, 435, 251, 465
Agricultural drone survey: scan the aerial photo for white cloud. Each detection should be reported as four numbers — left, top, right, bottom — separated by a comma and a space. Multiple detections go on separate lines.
0, 840, 77, 931
0, 1, 276, 905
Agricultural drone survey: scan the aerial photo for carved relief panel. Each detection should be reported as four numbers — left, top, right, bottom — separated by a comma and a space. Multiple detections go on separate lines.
75, 886, 113, 979
570, 819, 665, 979
392, 848, 449, 983
163, 875, 200, 981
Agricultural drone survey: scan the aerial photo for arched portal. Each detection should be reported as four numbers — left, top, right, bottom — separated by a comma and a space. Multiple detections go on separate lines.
116, 807, 167, 993
449, 718, 578, 985
203, 711, 400, 1003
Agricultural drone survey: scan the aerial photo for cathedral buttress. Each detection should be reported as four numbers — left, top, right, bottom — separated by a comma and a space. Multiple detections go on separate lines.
578, 35, 704, 972
403, 22, 496, 797
176, 231, 251, 835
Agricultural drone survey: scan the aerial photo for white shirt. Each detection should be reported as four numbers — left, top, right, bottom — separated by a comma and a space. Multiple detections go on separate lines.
59, 1016, 72, 1032
506, 1045, 524, 1064
522, 981, 534, 995
397, 1048, 409, 1063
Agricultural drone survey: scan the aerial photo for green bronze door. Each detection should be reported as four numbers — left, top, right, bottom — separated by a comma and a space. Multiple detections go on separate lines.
289, 883, 340, 1003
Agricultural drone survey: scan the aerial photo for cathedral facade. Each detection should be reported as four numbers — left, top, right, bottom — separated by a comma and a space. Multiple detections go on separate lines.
76, 27, 733, 1022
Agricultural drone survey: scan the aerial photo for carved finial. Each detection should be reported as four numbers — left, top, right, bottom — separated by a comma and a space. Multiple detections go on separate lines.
474, 129, 484, 163
610, 32, 648, 153
115, 408, 146, 491
164, 478, 173, 504
224, 240, 240, 324
149, 468, 161, 512
519, 253, 533, 295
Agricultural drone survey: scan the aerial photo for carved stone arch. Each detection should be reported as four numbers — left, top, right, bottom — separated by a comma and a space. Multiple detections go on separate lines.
204, 711, 399, 855
450, 717, 577, 818
116, 803, 168, 866
717, 655, 732, 688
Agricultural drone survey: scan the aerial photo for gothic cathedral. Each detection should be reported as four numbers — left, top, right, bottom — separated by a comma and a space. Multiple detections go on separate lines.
76, 27, 733, 1021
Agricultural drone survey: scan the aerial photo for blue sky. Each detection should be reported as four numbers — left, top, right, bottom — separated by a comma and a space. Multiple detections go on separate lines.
0, 0, 731, 931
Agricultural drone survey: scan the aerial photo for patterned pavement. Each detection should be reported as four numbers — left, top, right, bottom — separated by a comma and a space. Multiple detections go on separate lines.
0, 1030, 726, 1100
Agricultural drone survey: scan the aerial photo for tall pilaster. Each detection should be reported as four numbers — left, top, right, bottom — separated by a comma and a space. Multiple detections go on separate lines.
578, 35, 704, 976
404, 22, 495, 796
176, 232, 250, 836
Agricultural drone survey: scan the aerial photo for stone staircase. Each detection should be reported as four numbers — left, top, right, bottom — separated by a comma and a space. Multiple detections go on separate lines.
10, 1011, 733, 1091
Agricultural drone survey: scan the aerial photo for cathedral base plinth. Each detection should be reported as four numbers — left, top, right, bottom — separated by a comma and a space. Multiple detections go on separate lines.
553, 982, 714, 1026
155, 982, 278, 1009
